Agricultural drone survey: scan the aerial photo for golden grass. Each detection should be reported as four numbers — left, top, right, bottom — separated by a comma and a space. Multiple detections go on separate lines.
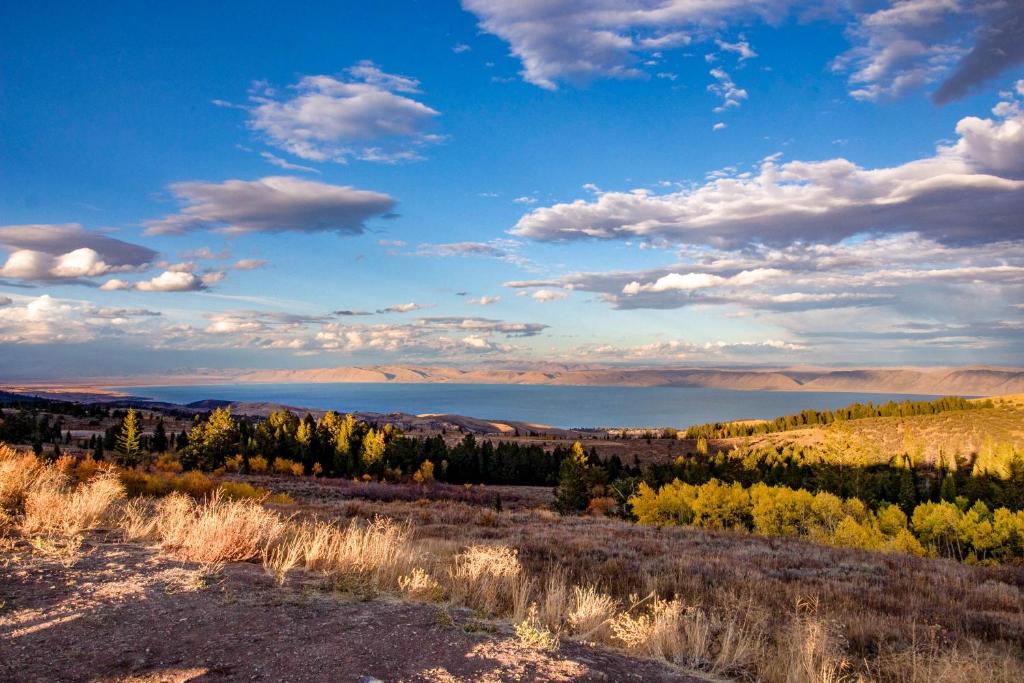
156, 492, 284, 564
448, 544, 524, 616
22, 469, 124, 536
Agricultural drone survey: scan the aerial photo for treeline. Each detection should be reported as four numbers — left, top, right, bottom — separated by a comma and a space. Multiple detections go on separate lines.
637, 441, 1024, 513
629, 478, 1024, 563
684, 396, 991, 439
122, 407, 624, 488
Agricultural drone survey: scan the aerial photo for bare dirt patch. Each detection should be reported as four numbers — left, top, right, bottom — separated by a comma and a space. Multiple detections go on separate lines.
0, 537, 701, 682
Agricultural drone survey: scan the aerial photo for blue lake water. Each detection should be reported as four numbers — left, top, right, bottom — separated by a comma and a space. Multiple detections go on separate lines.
117, 383, 942, 429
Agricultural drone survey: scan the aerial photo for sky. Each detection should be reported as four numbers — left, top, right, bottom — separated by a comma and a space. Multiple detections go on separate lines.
1, 0, 1023, 379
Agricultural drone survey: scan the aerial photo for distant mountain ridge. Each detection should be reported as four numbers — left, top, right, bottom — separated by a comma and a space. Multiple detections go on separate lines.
235, 365, 1024, 396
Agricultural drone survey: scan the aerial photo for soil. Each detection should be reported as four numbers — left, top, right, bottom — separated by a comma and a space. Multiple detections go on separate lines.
0, 537, 703, 683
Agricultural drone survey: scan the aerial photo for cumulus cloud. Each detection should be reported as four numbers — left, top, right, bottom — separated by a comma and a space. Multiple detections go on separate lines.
707, 67, 747, 112
468, 295, 501, 305
99, 279, 132, 291
0, 224, 155, 283
243, 61, 441, 164
465, 1, 1021, 103
505, 233, 1024, 317
135, 271, 207, 292
461, 0, 781, 89
143, 176, 396, 236
531, 289, 569, 303
511, 95, 1024, 247
0, 295, 164, 344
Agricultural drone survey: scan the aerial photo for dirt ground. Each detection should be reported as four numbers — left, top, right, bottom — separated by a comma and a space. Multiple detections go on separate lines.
0, 537, 702, 683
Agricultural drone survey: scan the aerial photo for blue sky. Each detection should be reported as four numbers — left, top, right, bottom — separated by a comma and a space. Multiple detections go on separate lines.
1, 1, 1023, 379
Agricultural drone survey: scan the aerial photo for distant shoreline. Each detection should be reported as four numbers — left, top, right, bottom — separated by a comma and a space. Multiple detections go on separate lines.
5, 363, 1022, 398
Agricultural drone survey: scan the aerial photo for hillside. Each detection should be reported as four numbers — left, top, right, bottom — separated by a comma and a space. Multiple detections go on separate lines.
234, 364, 1024, 395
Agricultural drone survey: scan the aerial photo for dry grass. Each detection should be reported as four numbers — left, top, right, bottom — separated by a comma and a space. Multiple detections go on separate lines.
448, 544, 525, 616
20, 468, 124, 536
156, 492, 284, 564
3, 444, 1024, 682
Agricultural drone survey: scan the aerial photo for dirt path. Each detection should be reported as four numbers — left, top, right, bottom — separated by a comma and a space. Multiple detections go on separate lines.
0, 538, 702, 682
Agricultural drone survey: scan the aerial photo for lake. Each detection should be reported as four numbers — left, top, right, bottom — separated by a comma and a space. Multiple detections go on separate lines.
117, 383, 942, 429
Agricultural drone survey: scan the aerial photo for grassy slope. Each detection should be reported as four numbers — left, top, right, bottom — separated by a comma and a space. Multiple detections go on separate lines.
718, 395, 1024, 463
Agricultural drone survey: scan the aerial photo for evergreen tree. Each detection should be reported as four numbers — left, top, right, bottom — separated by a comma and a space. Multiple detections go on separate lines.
116, 408, 143, 466
152, 418, 168, 452
940, 472, 958, 502
554, 442, 591, 514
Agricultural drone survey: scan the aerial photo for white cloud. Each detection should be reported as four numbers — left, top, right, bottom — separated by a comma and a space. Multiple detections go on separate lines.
260, 151, 319, 173
707, 67, 747, 112
532, 289, 568, 303
715, 38, 756, 60
377, 302, 425, 314
243, 61, 441, 164
143, 176, 396, 236
465, 1, 1023, 102
713, 122, 727, 131
513, 196, 537, 204
232, 259, 267, 271
468, 295, 501, 305
136, 271, 207, 292
622, 268, 783, 295
462, 0, 777, 89
100, 279, 132, 291
0, 224, 155, 283
0, 295, 164, 344
511, 96, 1024, 247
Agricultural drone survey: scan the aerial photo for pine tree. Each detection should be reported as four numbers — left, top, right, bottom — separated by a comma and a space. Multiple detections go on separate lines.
940, 472, 958, 502
152, 418, 168, 452
116, 408, 143, 466
554, 442, 591, 514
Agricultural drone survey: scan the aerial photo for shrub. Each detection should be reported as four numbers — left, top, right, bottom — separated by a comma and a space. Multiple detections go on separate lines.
219, 481, 268, 501
585, 496, 617, 517
412, 460, 435, 484
248, 455, 269, 473
266, 493, 295, 505
272, 458, 300, 475
170, 471, 216, 498
516, 603, 558, 650
119, 470, 172, 498
224, 454, 244, 473
74, 456, 102, 483
153, 453, 183, 473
